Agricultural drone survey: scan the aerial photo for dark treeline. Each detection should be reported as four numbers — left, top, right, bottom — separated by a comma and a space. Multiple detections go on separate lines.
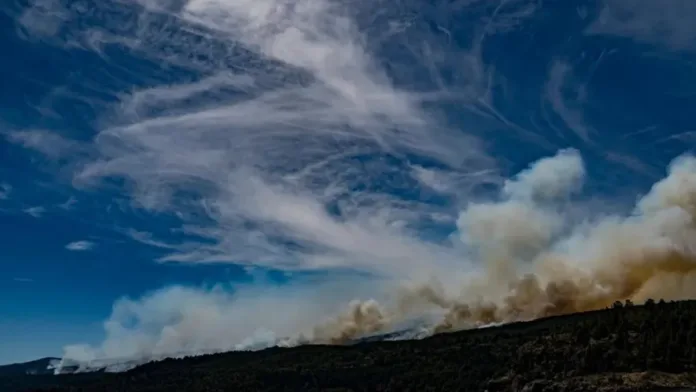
4, 299, 696, 392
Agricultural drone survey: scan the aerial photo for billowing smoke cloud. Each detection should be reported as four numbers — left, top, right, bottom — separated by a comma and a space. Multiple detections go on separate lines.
8, 0, 696, 370
60, 277, 394, 364
317, 151, 696, 340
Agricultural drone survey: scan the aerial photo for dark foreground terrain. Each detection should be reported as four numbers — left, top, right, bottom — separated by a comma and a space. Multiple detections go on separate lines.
4, 299, 696, 392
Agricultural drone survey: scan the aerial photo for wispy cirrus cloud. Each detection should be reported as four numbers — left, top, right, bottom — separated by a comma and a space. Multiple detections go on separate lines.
13, 277, 35, 283
126, 229, 181, 250
587, 0, 696, 51
5, 129, 84, 160
604, 151, 661, 179
0, 183, 11, 200
34, 0, 525, 277
58, 196, 77, 210
543, 60, 592, 143
65, 240, 95, 251
24, 206, 46, 218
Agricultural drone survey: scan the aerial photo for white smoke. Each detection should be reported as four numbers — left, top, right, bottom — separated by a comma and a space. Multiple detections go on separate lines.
61, 277, 392, 363
502, 148, 585, 202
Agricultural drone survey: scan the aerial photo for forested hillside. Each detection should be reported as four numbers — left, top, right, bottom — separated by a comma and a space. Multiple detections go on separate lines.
5, 300, 696, 392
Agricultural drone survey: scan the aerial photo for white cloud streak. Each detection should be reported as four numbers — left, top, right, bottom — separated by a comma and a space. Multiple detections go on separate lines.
0, 183, 11, 200
58, 196, 78, 210
127, 230, 179, 250
587, 0, 696, 51
5, 129, 83, 160
38, 0, 521, 277
543, 61, 592, 143
65, 240, 96, 251
24, 206, 46, 218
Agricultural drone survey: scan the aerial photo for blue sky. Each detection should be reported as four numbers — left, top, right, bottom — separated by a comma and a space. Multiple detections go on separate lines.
1, 0, 696, 365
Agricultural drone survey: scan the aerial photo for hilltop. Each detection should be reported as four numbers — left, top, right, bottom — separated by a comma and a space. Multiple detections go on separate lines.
4, 300, 696, 392
0, 358, 60, 377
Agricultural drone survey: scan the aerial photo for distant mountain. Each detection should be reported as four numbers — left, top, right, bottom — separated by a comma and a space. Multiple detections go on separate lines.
0, 358, 60, 377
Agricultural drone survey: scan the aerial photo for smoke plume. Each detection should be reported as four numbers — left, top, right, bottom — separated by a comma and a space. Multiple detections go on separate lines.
57, 150, 696, 365
311, 151, 696, 343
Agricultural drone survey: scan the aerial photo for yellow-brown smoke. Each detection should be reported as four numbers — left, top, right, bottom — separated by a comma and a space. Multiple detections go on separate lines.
314, 250, 696, 344
432, 250, 696, 333
312, 299, 390, 344
311, 152, 696, 344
